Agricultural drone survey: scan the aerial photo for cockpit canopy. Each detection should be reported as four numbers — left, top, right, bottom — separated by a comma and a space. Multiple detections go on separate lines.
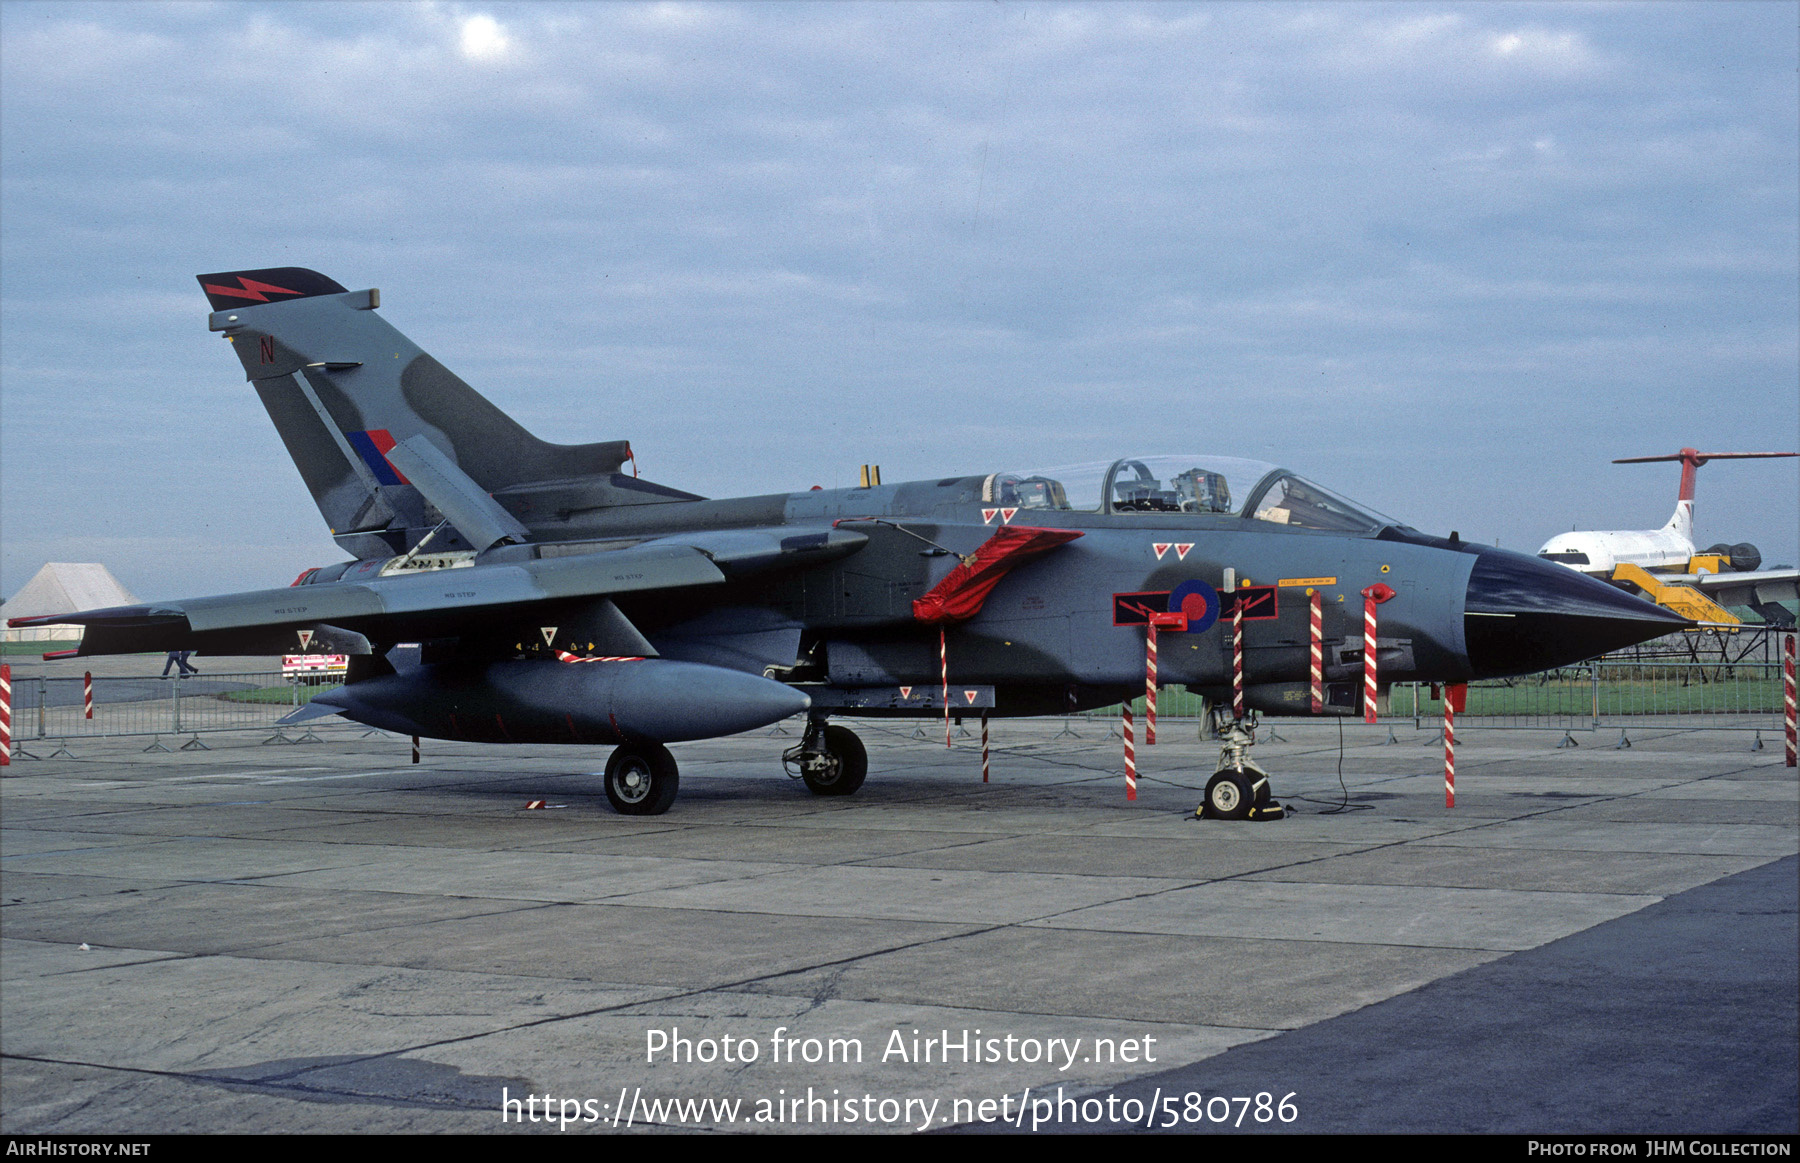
983, 455, 1395, 533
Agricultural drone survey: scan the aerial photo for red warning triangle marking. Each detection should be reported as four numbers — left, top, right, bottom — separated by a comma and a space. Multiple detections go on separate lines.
540, 626, 557, 646
1153, 543, 1171, 560
1000, 508, 1017, 523
1175, 543, 1193, 560
899, 686, 913, 699
982, 509, 998, 524
296, 629, 314, 649
963, 690, 979, 704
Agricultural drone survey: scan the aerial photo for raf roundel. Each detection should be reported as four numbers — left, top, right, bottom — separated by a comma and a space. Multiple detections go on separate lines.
1168, 579, 1221, 634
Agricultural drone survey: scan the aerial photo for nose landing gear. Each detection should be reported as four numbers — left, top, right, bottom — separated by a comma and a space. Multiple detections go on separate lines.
1198, 709, 1285, 821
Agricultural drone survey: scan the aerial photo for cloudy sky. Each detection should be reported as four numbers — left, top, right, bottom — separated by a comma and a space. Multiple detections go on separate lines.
2, 1, 1795, 601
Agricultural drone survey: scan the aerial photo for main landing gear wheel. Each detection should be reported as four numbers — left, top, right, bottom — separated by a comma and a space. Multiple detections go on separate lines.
802, 724, 867, 796
604, 742, 679, 815
784, 720, 868, 796
1203, 770, 1269, 821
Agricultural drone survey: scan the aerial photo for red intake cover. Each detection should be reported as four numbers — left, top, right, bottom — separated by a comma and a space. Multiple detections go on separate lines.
912, 526, 1083, 624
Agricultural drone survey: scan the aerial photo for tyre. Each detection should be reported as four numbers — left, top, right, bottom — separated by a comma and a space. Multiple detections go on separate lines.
604, 743, 679, 815
803, 724, 868, 796
1204, 771, 1255, 820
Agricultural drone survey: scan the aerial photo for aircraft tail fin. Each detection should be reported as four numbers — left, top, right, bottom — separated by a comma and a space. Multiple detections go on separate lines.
197, 268, 686, 558
1663, 499, 1694, 544
1613, 448, 1799, 552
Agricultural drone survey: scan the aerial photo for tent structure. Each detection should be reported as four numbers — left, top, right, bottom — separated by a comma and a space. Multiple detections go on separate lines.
1, 563, 139, 642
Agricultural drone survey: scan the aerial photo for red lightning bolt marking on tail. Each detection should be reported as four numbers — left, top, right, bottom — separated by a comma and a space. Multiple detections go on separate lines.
201, 277, 302, 302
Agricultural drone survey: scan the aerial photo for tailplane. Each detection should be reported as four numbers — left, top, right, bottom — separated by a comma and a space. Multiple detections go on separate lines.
1614, 448, 1798, 556
198, 268, 697, 558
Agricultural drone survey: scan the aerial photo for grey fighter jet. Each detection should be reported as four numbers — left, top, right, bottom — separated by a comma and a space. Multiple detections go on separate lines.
11, 268, 1689, 815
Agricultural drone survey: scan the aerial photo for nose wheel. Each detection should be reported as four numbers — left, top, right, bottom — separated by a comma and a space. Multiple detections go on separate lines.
604, 742, 680, 815
1203, 769, 1271, 820
1198, 710, 1284, 821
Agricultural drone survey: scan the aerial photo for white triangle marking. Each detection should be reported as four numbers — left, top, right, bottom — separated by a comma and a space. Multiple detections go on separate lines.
1153, 543, 1171, 559
982, 509, 998, 524
296, 629, 314, 650
899, 686, 913, 699
1176, 543, 1193, 560
964, 690, 979, 704
1000, 508, 1017, 523
541, 627, 557, 646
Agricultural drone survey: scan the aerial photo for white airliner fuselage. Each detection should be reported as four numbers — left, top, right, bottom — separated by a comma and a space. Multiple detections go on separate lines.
1537, 501, 1695, 575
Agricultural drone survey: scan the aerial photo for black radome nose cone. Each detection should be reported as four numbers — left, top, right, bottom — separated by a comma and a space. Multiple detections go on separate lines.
1464, 548, 1692, 678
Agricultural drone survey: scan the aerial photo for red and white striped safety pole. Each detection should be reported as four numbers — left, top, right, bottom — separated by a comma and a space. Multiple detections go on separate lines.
1, 664, 12, 767
1784, 633, 1796, 768
1145, 620, 1159, 745
1360, 583, 1396, 724
940, 627, 951, 749
1122, 702, 1136, 800
1144, 611, 1186, 743
84, 671, 94, 720
981, 710, 990, 783
411, 735, 420, 765
1444, 682, 1465, 807
1231, 599, 1246, 719
1308, 589, 1324, 714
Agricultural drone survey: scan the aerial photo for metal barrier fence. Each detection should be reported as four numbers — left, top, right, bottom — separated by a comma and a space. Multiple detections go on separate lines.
1, 648, 1792, 757
2, 672, 353, 755
1397, 661, 1788, 733
1075, 657, 1792, 739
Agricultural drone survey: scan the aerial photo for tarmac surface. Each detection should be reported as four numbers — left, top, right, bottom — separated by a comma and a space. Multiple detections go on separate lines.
2, 710, 1794, 1135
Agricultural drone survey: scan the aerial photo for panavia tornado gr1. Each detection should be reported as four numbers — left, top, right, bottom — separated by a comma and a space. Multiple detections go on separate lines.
12, 268, 1689, 815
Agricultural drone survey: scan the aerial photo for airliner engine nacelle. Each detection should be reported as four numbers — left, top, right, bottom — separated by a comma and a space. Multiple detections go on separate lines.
1702, 542, 1762, 573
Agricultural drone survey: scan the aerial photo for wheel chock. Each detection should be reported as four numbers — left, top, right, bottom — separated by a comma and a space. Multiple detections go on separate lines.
1195, 798, 1287, 822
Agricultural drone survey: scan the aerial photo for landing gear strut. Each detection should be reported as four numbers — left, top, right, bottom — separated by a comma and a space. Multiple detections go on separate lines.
1199, 709, 1284, 821
783, 716, 868, 796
